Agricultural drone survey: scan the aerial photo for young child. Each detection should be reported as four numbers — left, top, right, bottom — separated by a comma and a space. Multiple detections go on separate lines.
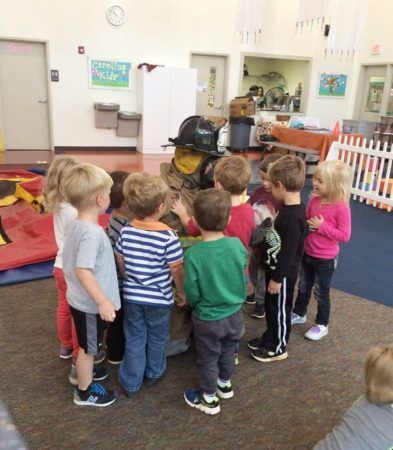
106, 171, 131, 365
248, 155, 307, 362
291, 160, 352, 341
115, 172, 185, 396
171, 155, 254, 250
62, 163, 120, 407
183, 189, 248, 415
43, 157, 79, 360
315, 345, 393, 449
246, 153, 282, 319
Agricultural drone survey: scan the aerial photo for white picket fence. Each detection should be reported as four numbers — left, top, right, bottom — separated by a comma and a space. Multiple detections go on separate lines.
326, 135, 393, 212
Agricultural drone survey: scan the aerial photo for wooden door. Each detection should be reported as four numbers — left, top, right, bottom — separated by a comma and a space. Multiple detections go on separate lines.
0, 40, 51, 150
191, 54, 226, 117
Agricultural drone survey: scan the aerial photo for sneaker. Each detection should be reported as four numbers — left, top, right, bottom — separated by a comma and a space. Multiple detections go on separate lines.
184, 389, 220, 415
234, 354, 239, 366
291, 312, 307, 325
250, 304, 265, 319
69, 365, 108, 386
305, 324, 328, 341
107, 358, 122, 365
73, 382, 117, 407
244, 293, 256, 305
216, 380, 233, 399
59, 346, 73, 359
251, 347, 288, 363
247, 337, 262, 351
94, 349, 106, 364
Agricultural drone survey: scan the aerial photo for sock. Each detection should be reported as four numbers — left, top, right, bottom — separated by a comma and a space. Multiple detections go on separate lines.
77, 383, 92, 393
203, 392, 217, 403
217, 378, 231, 388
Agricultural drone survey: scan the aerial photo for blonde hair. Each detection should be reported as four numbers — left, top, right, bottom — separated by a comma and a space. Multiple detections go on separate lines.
214, 156, 251, 195
314, 160, 353, 203
123, 172, 168, 219
269, 155, 306, 192
62, 163, 113, 210
365, 345, 393, 404
43, 157, 77, 212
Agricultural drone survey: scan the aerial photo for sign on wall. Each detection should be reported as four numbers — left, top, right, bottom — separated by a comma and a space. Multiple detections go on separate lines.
88, 58, 132, 90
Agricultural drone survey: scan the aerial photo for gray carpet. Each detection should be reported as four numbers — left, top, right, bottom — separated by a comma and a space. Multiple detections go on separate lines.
1, 278, 393, 449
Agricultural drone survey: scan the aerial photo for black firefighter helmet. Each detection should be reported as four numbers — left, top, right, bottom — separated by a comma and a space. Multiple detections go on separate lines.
162, 115, 231, 157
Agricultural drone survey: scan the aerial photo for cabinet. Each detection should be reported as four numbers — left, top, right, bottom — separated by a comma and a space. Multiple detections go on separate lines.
136, 67, 197, 154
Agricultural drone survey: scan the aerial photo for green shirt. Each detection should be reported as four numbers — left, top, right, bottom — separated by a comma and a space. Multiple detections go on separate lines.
184, 237, 248, 321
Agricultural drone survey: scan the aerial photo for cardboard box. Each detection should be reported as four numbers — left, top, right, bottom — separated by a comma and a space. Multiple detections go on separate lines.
229, 97, 255, 117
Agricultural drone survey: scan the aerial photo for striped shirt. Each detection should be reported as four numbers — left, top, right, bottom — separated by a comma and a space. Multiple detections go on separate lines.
115, 219, 183, 307
108, 214, 129, 289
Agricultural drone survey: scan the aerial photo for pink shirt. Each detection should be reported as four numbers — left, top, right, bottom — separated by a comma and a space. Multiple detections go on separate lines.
304, 196, 351, 260
187, 203, 255, 250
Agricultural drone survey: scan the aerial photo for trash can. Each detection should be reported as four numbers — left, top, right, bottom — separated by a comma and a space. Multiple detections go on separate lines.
229, 116, 255, 151
94, 103, 120, 129
116, 112, 142, 137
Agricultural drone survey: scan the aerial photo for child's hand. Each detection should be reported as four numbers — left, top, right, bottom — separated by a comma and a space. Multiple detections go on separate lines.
176, 291, 186, 307
98, 300, 116, 322
171, 198, 187, 218
308, 214, 324, 231
267, 279, 282, 294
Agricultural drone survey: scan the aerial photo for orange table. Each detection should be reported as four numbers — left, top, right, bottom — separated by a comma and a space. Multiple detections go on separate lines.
271, 126, 363, 161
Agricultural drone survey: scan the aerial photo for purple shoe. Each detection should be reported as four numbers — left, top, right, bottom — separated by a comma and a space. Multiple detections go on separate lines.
59, 346, 73, 359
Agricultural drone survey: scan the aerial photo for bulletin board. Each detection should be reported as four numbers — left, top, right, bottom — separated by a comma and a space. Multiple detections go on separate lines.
88, 58, 132, 90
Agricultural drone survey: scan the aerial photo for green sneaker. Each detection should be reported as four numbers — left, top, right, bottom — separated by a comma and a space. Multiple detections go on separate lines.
184, 389, 220, 415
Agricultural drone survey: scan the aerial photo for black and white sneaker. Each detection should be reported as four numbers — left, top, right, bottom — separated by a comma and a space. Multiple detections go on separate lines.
251, 347, 288, 363
69, 365, 108, 386
250, 304, 265, 319
247, 337, 262, 351
244, 293, 256, 305
73, 382, 117, 407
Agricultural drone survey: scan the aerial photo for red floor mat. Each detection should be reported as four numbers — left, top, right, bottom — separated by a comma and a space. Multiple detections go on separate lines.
0, 201, 57, 271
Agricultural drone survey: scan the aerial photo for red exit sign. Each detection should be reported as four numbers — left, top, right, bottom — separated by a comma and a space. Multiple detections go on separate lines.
7, 43, 33, 54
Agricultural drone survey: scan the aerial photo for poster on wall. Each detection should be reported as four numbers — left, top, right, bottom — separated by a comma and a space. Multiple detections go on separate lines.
207, 67, 216, 107
88, 58, 132, 90
317, 73, 348, 98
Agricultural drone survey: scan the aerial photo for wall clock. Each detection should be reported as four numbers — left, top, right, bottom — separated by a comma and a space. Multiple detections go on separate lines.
106, 5, 125, 26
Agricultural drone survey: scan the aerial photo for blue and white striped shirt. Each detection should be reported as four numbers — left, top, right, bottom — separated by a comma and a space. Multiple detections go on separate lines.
115, 220, 183, 307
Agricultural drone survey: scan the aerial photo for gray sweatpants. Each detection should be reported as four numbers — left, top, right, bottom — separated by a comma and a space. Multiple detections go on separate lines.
249, 252, 266, 306
192, 309, 243, 395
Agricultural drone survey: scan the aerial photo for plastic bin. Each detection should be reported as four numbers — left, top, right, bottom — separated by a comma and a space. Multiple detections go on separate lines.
94, 103, 120, 129
116, 112, 141, 137
342, 119, 376, 142
229, 116, 255, 151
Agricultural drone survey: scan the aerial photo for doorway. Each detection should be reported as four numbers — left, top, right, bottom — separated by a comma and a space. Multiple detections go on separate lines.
190, 54, 228, 117
0, 40, 51, 156
357, 65, 388, 121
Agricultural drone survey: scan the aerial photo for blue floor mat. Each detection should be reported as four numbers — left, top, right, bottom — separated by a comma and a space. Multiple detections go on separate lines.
332, 199, 393, 307
0, 260, 54, 286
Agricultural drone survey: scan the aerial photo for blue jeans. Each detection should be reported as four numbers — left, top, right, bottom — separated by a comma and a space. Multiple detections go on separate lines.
293, 254, 337, 326
118, 303, 171, 393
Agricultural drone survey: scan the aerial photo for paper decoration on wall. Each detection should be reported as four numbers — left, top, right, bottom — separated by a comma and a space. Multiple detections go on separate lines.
207, 68, 216, 107
235, 0, 263, 43
325, 0, 368, 58
297, 0, 368, 58
89, 58, 132, 90
296, 0, 329, 31
317, 73, 348, 97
